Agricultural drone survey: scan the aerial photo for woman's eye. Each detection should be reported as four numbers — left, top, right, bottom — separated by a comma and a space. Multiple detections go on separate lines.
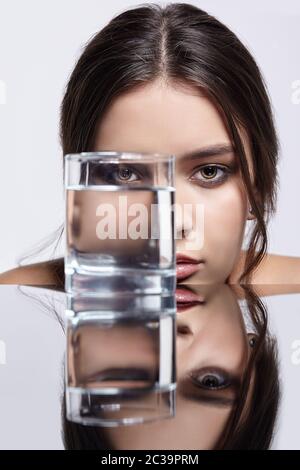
89, 164, 141, 184
190, 164, 230, 186
190, 370, 230, 390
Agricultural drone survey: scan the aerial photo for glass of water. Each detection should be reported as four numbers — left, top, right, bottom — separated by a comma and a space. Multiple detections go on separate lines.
64, 151, 175, 295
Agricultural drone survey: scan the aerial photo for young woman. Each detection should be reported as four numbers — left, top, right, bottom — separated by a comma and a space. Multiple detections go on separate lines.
0, 2, 299, 287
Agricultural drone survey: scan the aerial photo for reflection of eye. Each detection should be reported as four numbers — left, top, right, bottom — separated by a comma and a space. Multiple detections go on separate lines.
190, 368, 231, 390
190, 164, 232, 187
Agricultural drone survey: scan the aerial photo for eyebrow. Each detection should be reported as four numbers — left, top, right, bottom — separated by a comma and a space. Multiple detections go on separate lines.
179, 143, 235, 160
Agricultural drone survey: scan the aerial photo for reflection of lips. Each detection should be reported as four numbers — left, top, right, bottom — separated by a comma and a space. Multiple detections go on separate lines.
176, 286, 204, 312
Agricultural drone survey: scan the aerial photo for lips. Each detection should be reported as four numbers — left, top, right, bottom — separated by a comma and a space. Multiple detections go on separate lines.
176, 286, 204, 312
176, 253, 205, 281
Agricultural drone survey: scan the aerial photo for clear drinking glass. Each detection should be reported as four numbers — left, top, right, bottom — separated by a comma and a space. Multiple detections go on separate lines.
64, 151, 176, 295
65, 294, 176, 426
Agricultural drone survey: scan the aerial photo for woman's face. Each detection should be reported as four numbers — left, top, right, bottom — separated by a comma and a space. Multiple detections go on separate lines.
93, 79, 255, 283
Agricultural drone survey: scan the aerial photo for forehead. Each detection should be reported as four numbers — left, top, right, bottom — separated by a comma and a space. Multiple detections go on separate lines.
94, 81, 227, 149
93, 80, 253, 173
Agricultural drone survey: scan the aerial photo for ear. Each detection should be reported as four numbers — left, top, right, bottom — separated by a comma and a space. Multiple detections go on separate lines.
247, 205, 256, 221
246, 187, 261, 220
247, 333, 258, 348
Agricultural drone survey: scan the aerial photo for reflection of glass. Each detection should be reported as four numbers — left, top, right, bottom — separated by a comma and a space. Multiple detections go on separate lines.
64, 152, 175, 295
65, 295, 176, 426
66, 292, 176, 319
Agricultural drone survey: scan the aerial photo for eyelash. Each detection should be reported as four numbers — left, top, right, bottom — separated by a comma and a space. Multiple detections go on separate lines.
189, 164, 233, 187
90, 164, 144, 184
88, 163, 236, 186
189, 368, 231, 390
114, 166, 140, 182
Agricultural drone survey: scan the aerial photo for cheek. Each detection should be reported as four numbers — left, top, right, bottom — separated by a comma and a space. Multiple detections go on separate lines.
204, 183, 247, 256
206, 327, 248, 371
175, 179, 248, 280
177, 317, 248, 378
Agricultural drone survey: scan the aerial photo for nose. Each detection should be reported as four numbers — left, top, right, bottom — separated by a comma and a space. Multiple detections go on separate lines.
177, 322, 193, 336
174, 183, 205, 251
175, 204, 194, 241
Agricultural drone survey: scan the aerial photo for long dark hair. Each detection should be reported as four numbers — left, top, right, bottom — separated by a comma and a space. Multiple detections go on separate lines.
16, 2, 279, 283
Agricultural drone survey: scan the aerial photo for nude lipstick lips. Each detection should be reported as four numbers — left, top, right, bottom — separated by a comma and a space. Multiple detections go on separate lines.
176, 253, 205, 281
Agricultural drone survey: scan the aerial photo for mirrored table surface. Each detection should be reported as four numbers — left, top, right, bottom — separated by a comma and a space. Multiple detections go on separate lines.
0, 283, 299, 450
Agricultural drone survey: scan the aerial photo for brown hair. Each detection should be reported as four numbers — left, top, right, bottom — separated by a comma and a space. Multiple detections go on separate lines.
17, 2, 279, 283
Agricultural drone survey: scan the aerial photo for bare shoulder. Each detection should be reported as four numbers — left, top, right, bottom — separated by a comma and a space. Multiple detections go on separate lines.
0, 260, 61, 286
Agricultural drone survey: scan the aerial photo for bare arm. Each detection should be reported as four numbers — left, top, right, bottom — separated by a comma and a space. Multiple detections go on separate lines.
0, 262, 56, 286
230, 251, 300, 297
250, 252, 300, 296
250, 253, 300, 284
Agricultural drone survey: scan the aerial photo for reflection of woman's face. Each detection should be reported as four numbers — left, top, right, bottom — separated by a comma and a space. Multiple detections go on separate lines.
68, 322, 159, 389
103, 285, 253, 450
93, 79, 254, 284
